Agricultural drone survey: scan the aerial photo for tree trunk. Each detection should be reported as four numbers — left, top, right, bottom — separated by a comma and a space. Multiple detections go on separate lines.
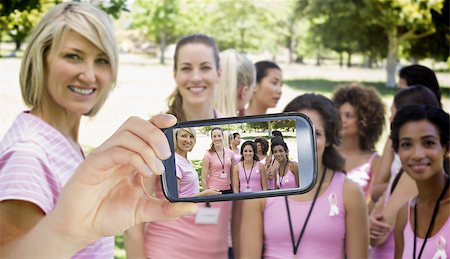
386, 28, 398, 88
347, 51, 352, 68
288, 37, 295, 64
339, 52, 343, 67
159, 31, 166, 65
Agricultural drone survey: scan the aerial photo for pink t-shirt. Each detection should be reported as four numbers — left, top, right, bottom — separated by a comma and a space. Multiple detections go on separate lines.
347, 152, 377, 197
175, 153, 199, 197
0, 112, 114, 259
263, 172, 346, 259
203, 148, 235, 190
144, 180, 231, 259
276, 162, 297, 189
238, 161, 263, 193
402, 199, 450, 259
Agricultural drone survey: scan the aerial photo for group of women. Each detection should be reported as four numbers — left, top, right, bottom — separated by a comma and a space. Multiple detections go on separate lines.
0, 2, 448, 259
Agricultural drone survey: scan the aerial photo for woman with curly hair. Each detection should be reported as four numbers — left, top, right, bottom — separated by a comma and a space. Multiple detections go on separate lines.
332, 84, 385, 200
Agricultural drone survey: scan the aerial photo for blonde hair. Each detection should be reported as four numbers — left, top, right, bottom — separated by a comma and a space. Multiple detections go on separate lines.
173, 128, 197, 153
214, 49, 255, 117
20, 1, 118, 116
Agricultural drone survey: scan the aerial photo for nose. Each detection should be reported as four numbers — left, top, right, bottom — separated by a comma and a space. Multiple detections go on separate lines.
79, 62, 96, 84
191, 69, 202, 82
412, 145, 425, 159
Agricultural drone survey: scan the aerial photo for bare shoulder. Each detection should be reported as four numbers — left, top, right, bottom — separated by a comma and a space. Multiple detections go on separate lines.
343, 177, 365, 206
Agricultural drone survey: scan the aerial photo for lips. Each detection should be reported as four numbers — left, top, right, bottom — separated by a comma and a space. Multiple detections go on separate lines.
409, 163, 430, 171
69, 86, 95, 95
188, 86, 206, 94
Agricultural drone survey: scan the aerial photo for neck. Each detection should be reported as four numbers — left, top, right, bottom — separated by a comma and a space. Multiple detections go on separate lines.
416, 171, 449, 204
183, 102, 215, 121
231, 143, 238, 149
246, 100, 267, 116
338, 135, 362, 155
214, 145, 223, 152
176, 150, 188, 159
31, 105, 80, 142
244, 159, 253, 166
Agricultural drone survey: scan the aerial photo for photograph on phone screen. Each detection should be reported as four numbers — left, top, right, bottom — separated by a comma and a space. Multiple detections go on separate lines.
172, 119, 300, 197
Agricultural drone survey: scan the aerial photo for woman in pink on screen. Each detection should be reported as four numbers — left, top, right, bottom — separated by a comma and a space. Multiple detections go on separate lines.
173, 128, 221, 197
236, 94, 368, 259
232, 140, 268, 193
271, 139, 299, 189
202, 127, 237, 194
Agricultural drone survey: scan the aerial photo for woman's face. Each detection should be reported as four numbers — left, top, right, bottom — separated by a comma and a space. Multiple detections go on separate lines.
211, 129, 223, 147
176, 129, 196, 153
233, 134, 241, 146
299, 109, 326, 164
398, 77, 408, 89
242, 144, 255, 161
398, 119, 447, 181
256, 142, 263, 154
253, 68, 282, 109
44, 30, 112, 116
273, 145, 287, 162
174, 43, 220, 107
339, 102, 358, 137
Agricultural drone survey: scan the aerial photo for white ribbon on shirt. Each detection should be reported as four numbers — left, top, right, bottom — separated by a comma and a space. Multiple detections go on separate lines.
328, 193, 339, 217
432, 235, 447, 259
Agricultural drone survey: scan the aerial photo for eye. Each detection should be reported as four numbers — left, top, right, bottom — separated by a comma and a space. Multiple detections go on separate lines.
180, 67, 191, 72
65, 53, 81, 60
399, 141, 411, 149
423, 140, 436, 147
201, 66, 212, 71
96, 58, 110, 65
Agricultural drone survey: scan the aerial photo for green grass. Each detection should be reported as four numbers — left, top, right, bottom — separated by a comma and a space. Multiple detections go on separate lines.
114, 235, 126, 259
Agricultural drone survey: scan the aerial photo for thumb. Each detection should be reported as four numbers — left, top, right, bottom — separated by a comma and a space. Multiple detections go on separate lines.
149, 114, 177, 129
137, 197, 198, 224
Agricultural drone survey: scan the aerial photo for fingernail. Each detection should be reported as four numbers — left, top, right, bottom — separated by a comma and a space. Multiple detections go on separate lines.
144, 165, 154, 176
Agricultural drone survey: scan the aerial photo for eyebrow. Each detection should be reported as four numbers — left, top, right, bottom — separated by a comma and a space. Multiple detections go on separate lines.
62, 47, 106, 57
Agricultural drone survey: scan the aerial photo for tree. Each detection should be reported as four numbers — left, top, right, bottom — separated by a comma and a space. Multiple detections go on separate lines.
132, 0, 181, 64
365, 0, 445, 87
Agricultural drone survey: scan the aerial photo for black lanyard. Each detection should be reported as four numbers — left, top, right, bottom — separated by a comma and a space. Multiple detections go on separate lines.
285, 167, 328, 256
242, 161, 255, 188
413, 178, 449, 259
214, 149, 225, 174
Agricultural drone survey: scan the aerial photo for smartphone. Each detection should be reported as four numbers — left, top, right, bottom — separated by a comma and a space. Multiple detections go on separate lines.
161, 112, 317, 202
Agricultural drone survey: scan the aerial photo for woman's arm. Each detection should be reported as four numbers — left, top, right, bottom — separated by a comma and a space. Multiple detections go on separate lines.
344, 178, 369, 259
123, 224, 146, 259
0, 115, 197, 258
238, 198, 265, 258
371, 139, 395, 202
232, 164, 240, 193
260, 164, 268, 191
201, 155, 210, 190
369, 192, 392, 246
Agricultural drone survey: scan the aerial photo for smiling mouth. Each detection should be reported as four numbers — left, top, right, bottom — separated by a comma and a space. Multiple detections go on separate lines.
69, 86, 95, 95
188, 87, 206, 93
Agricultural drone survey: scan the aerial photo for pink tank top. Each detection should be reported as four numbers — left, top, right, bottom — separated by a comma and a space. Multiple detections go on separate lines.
347, 152, 377, 196
203, 148, 235, 190
144, 180, 231, 259
402, 199, 450, 259
263, 172, 346, 259
175, 153, 199, 197
276, 162, 297, 189
238, 161, 263, 192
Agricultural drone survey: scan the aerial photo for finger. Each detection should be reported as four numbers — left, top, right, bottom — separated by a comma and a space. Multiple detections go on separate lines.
149, 113, 177, 129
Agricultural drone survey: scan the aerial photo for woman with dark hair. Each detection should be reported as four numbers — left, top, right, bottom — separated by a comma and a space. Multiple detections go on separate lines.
232, 141, 267, 193
369, 86, 441, 259
254, 137, 269, 163
271, 139, 299, 189
398, 64, 442, 107
246, 61, 283, 115
237, 94, 368, 258
229, 132, 241, 155
332, 84, 385, 200
392, 105, 449, 258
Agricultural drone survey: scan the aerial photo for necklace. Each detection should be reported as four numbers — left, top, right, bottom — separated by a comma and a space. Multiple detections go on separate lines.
243, 161, 255, 189
413, 178, 449, 259
279, 160, 289, 188
214, 148, 225, 175
285, 167, 329, 257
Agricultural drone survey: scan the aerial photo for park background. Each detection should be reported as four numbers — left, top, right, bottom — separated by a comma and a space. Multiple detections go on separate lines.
0, 0, 449, 258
